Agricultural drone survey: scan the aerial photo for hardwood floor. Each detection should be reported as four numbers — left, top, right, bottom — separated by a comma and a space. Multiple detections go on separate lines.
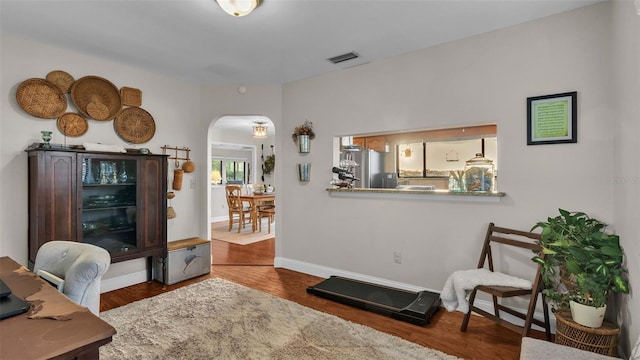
212, 238, 274, 265
100, 238, 546, 360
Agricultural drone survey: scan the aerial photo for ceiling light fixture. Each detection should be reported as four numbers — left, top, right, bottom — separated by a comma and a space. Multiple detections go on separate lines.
216, 0, 261, 17
253, 122, 268, 138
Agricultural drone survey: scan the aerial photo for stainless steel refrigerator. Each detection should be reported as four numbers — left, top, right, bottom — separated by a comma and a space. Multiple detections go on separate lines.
351, 150, 385, 188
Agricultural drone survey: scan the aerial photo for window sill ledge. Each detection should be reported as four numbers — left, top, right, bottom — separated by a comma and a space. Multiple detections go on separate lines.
326, 188, 505, 203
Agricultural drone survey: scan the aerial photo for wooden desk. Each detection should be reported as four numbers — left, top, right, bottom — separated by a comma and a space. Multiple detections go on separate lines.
0, 256, 116, 360
240, 193, 275, 232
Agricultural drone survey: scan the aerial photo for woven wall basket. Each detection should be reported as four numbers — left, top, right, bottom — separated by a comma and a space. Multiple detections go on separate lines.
71, 76, 122, 121
16, 78, 68, 119
167, 206, 176, 219
46, 70, 75, 94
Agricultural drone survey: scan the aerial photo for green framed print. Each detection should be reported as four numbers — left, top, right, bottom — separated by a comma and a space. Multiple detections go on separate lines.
527, 91, 577, 145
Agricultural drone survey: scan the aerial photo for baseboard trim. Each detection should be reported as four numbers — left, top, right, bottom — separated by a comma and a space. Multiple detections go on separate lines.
275, 256, 556, 333
101, 270, 148, 293
211, 215, 228, 223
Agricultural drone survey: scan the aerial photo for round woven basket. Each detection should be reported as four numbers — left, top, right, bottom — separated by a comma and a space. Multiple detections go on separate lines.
86, 101, 110, 120
16, 78, 68, 119
554, 310, 619, 356
113, 107, 156, 144
182, 160, 195, 173
71, 76, 122, 121
57, 112, 89, 137
46, 70, 75, 93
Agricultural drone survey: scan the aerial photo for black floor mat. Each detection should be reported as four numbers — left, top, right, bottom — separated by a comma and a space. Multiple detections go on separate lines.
307, 275, 441, 325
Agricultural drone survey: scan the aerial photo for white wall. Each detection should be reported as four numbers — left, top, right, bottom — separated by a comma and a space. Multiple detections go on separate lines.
201, 85, 283, 244
0, 33, 204, 285
611, 0, 640, 353
280, 1, 613, 281
277, 1, 639, 349
1, 1, 637, 354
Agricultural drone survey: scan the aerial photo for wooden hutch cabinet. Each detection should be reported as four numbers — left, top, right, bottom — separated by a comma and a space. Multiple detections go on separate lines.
26, 144, 168, 280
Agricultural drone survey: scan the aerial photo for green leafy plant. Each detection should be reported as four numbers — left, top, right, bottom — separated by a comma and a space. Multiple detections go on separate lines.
531, 209, 629, 311
263, 154, 275, 175
291, 120, 315, 142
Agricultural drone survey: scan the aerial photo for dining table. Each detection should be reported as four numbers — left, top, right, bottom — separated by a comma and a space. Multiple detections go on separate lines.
240, 193, 275, 232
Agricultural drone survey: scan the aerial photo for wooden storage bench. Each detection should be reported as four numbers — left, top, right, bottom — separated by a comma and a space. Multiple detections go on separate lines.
156, 238, 211, 285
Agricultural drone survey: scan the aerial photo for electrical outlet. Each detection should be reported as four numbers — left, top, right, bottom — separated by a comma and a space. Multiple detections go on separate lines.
393, 251, 402, 264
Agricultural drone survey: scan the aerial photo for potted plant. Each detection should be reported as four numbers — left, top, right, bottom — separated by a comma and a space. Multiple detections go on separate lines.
531, 209, 629, 327
263, 154, 275, 175
292, 120, 315, 153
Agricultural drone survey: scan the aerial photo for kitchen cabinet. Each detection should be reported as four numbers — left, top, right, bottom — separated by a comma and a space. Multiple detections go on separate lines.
26, 144, 168, 280
365, 136, 386, 152
353, 136, 386, 152
353, 137, 366, 149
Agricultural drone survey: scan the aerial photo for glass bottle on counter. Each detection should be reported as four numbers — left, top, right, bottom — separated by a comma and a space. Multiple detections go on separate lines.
464, 153, 495, 192
448, 170, 465, 192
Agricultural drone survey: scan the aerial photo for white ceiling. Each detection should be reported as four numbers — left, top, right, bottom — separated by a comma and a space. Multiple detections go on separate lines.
214, 115, 275, 138
1, 0, 602, 85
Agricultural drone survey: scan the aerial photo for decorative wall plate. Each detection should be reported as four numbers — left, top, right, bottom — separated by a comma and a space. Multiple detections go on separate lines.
16, 78, 68, 119
114, 107, 156, 144
70, 76, 122, 121
46, 70, 75, 93
57, 112, 88, 137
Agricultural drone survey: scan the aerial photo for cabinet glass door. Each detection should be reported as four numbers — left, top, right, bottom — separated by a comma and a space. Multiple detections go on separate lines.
80, 157, 138, 255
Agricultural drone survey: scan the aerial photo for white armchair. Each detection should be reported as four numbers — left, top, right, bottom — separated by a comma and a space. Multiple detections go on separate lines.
33, 241, 110, 315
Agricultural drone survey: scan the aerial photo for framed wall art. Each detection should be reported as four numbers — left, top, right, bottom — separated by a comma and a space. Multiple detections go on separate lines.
527, 91, 577, 145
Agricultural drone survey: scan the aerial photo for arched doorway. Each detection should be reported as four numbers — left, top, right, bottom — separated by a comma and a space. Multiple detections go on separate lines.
207, 115, 276, 266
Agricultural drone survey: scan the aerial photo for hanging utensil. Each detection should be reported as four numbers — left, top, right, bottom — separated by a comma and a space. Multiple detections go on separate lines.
175, 148, 180, 168
182, 148, 195, 173
261, 144, 265, 182
173, 169, 184, 190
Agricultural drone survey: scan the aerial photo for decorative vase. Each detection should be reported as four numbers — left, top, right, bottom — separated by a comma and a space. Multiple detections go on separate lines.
118, 161, 128, 183
41, 131, 52, 148
85, 158, 95, 184
297, 163, 311, 181
569, 300, 606, 328
297, 134, 310, 153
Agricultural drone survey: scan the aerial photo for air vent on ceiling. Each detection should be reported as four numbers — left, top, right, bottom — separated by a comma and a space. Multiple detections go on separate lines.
327, 52, 360, 64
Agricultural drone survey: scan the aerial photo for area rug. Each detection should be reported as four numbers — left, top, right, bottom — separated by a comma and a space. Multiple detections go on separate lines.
211, 220, 274, 245
99, 278, 460, 360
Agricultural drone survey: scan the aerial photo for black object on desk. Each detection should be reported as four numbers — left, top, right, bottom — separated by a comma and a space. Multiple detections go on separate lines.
0, 279, 30, 320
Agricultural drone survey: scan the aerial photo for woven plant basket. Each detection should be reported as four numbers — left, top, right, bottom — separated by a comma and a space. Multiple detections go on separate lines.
555, 310, 619, 357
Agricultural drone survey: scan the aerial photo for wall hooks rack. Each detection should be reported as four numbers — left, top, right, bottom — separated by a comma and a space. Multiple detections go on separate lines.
161, 145, 191, 161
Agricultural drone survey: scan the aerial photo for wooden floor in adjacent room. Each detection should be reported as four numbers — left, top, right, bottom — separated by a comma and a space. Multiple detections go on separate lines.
100, 237, 545, 360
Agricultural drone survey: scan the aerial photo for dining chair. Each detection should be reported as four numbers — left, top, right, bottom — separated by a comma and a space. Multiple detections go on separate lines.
258, 206, 275, 234
248, 183, 275, 211
225, 185, 252, 232
460, 223, 551, 340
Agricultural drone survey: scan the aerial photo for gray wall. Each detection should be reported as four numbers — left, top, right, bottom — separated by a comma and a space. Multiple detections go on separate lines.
1, 1, 637, 354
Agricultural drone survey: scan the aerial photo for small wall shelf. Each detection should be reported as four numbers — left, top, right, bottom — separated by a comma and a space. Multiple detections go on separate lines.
326, 187, 505, 203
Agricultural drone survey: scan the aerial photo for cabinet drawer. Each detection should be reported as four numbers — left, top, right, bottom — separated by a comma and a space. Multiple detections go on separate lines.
156, 238, 211, 285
